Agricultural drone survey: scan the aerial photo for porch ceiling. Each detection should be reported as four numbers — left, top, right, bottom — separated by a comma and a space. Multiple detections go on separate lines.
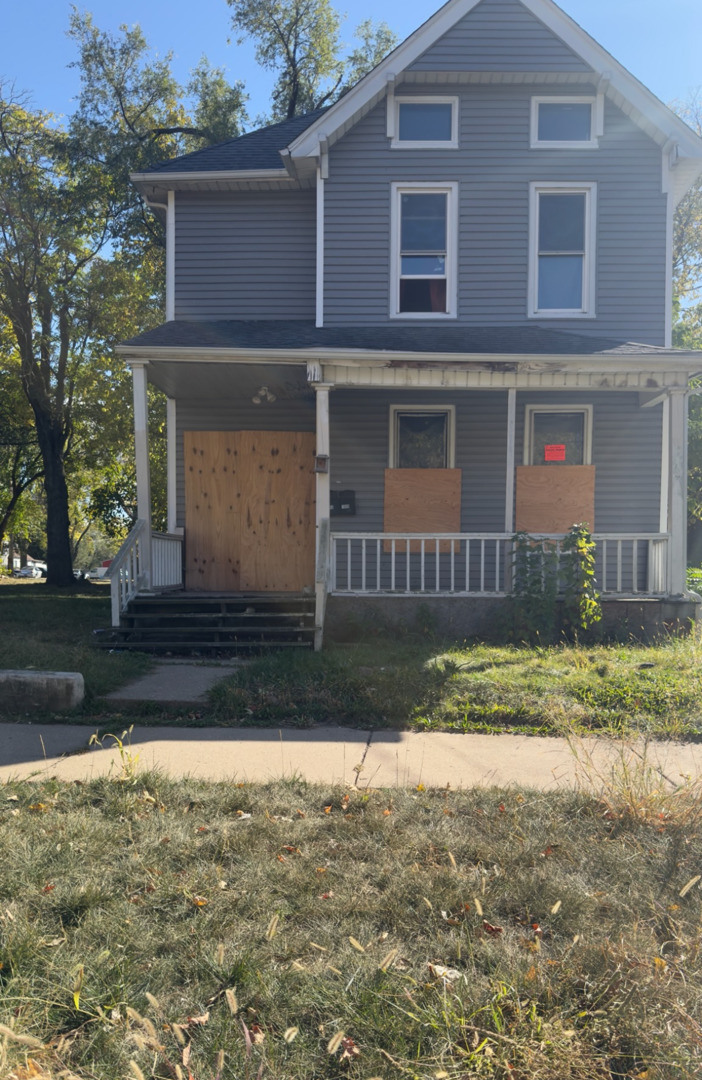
146, 361, 312, 402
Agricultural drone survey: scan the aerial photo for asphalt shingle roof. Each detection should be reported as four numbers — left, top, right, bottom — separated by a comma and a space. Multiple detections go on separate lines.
122, 320, 681, 357
141, 111, 327, 174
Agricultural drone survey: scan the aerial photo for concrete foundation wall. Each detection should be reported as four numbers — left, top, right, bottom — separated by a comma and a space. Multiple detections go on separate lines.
324, 595, 700, 644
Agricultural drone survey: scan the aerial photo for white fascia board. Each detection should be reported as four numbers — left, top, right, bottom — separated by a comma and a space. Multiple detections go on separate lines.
286, 0, 702, 182
130, 168, 291, 184
115, 344, 702, 375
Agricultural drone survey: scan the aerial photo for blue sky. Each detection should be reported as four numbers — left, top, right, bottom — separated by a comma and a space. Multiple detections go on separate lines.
1, 0, 701, 122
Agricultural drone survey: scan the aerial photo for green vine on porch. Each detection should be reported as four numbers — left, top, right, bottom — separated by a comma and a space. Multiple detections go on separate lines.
510, 523, 602, 643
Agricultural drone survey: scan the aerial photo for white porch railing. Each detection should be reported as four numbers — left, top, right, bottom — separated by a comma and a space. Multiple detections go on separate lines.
109, 521, 183, 626
152, 531, 184, 589
330, 532, 669, 598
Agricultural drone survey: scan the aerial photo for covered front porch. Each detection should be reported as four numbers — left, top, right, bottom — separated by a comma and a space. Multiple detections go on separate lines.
112, 338, 697, 646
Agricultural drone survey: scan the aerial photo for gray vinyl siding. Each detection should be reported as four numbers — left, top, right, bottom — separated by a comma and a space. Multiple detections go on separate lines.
324, 89, 667, 343
329, 389, 508, 533
514, 391, 662, 533
409, 0, 592, 73
175, 190, 316, 320
175, 396, 315, 526
176, 389, 663, 534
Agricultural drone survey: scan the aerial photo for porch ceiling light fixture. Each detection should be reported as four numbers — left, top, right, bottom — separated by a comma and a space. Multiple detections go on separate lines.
252, 385, 277, 404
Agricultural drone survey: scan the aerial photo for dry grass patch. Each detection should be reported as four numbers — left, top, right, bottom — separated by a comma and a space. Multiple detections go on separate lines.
1, 765, 701, 1079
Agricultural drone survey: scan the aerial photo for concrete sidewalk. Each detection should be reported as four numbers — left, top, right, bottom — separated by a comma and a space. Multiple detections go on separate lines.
1, 721, 701, 790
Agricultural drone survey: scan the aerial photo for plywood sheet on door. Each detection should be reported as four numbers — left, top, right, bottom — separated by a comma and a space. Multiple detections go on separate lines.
238, 431, 316, 591
383, 469, 461, 552
515, 465, 595, 533
184, 430, 315, 592
184, 431, 242, 590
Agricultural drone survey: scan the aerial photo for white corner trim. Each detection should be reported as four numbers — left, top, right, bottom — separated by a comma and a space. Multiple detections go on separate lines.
390, 181, 458, 320
523, 403, 593, 465
166, 191, 175, 322
529, 96, 599, 150
390, 95, 459, 149
316, 168, 325, 328
386, 78, 396, 139
388, 403, 456, 468
664, 155, 674, 349
528, 181, 597, 319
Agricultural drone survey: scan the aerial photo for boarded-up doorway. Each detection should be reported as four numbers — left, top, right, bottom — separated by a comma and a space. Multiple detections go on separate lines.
184, 431, 315, 591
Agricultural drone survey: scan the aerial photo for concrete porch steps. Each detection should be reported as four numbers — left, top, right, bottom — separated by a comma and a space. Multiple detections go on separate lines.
95, 592, 316, 655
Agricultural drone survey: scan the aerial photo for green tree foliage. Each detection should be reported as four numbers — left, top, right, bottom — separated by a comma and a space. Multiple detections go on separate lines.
226, 0, 397, 120
0, 329, 43, 554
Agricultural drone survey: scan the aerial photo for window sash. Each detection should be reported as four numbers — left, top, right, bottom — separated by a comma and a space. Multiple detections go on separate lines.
389, 404, 456, 468
530, 96, 600, 149
524, 405, 593, 466
529, 183, 596, 318
392, 183, 457, 318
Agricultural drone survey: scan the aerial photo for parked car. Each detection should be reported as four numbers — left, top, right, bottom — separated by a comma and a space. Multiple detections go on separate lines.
18, 564, 42, 578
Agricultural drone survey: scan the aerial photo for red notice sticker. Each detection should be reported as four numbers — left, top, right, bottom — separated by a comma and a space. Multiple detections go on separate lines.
544, 444, 566, 462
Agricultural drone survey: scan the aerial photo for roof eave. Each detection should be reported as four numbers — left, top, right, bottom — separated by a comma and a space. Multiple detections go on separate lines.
115, 343, 702, 373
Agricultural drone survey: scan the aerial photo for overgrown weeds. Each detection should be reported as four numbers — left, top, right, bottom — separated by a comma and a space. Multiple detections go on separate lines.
210, 636, 702, 739
0, 770, 700, 1078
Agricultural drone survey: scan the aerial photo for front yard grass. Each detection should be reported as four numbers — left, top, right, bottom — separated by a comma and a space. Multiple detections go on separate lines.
209, 637, 702, 739
0, 584, 151, 716
0, 771, 700, 1079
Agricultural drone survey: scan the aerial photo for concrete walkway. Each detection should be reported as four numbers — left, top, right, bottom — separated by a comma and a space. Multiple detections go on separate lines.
1, 721, 701, 790
102, 660, 241, 705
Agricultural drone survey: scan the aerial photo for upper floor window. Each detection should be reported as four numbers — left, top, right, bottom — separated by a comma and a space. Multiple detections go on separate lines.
390, 96, 459, 149
530, 96, 599, 149
391, 182, 458, 318
528, 182, 597, 318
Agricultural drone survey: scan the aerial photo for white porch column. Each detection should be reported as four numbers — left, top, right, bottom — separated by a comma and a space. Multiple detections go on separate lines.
166, 396, 178, 535
131, 362, 152, 587
504, 388, 517, 533
668, 388, 688, 595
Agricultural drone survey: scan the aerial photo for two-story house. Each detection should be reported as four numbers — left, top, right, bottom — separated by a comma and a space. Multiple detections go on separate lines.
112, 0, 702, 651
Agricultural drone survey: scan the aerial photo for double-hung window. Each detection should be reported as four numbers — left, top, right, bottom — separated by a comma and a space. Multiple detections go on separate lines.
529, 182, 596, 317
391, 182, 457, 318
524, 405, 593, 466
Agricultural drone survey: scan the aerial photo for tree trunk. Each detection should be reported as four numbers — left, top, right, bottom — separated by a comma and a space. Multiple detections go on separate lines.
33, 412, 75, 586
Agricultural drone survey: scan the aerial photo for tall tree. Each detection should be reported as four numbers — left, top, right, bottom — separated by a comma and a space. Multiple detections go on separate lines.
0, 332, 43, 556
226, 0, 397, 120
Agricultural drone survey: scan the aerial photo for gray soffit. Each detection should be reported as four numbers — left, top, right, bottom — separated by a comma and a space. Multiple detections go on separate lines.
118, 319, 697, 360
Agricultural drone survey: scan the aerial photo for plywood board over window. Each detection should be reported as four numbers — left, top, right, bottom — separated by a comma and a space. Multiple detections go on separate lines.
383, 468, 461, 551
515, 465, 595, 534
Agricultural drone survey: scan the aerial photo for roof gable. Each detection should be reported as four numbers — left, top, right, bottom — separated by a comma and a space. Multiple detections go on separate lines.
409, 0, 591, 74
287, 0, 702, 203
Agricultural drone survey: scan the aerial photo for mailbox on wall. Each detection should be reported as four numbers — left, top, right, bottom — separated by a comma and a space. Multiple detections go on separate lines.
331, 490, 356, 516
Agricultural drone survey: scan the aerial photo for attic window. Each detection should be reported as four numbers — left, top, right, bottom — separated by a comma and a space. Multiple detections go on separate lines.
390, 97, 458, 149
530, 97, 599, 149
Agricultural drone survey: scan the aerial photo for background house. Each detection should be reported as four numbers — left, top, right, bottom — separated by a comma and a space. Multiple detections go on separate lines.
112, 0, 702, 650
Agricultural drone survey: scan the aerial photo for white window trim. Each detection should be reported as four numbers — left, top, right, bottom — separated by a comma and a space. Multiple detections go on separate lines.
528, 181, 597, 319
389, 404, 456, 468
523, 404, 593, 466
390, 96, 459, 149
530, 96, 600, 150
390, 181, 458, 320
